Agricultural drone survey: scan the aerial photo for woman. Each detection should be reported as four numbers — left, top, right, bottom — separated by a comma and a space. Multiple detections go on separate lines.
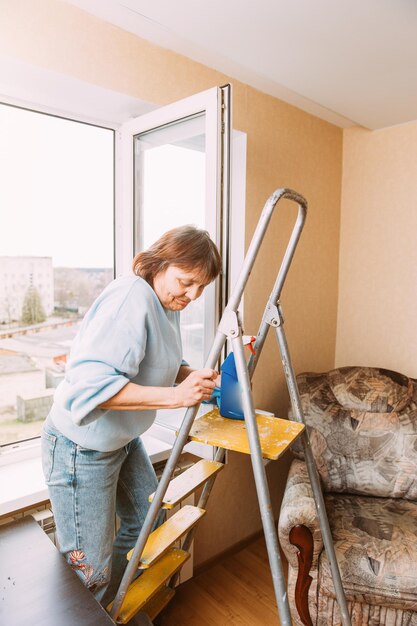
41, 225, 221, 607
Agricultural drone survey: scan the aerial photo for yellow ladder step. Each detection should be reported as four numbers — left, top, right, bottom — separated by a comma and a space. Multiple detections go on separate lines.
188, 408, 305, 460
107, 548, 189, 624
127, 505, 205, 569
149, 459, 224, 509
141, 586, 175, 621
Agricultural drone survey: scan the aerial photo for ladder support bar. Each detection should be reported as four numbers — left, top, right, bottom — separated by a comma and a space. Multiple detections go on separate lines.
274, 323, 351, 626
232, 335, 293, 626
226, 189, 306, 313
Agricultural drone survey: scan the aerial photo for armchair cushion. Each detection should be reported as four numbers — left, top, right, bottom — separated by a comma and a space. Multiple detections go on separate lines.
319, 493, 417, 611
291, 367, 417, 500
327, 367, 413, 413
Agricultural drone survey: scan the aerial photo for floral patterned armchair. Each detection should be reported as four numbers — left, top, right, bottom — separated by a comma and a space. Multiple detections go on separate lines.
278, 366, 417, 626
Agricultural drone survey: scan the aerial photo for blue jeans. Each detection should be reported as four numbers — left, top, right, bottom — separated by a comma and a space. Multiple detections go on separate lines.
41, 422, 163, 607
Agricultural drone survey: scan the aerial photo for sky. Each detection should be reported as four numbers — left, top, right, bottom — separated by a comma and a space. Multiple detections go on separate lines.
141, 144, 205, 248
0, 103, 207, 270
0, 103, 114, 268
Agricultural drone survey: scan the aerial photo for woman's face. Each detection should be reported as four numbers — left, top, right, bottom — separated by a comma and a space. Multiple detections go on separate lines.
153, 265, 210, 311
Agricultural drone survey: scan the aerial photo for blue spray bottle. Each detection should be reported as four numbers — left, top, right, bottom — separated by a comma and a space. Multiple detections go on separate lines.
219, 351, 244, 420
218, 336, 256, 420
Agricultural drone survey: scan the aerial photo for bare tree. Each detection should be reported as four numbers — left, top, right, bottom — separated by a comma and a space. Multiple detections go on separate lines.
21, 286, 46, 325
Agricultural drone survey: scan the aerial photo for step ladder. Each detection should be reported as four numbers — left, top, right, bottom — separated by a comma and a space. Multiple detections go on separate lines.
109, 188, 351, 626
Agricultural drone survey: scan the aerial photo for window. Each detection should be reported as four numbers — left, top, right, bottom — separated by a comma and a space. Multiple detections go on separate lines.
117, 86, 232, 434
0, 85, 245, 461
0, 104, 114, 448
134, 115, 208, 369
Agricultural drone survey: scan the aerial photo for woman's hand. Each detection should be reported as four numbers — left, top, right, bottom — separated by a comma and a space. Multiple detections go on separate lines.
99, 368, 220, 412
173, 369, 218, 407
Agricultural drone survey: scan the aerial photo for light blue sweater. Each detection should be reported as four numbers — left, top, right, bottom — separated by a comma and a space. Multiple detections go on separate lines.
48, 275, 183, 451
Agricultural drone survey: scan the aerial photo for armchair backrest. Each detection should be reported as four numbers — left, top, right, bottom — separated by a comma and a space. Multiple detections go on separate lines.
291, 366, 417, 500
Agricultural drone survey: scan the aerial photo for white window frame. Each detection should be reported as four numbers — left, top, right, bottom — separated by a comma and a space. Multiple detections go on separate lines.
115, 86, 240, 456
115, 86, 228, 363
0, 97, 117, 465
0, 86, 246, 514
115, 87, 224, 273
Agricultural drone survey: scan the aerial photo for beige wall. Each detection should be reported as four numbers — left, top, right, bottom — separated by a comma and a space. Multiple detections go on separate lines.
0, 0, 343, 565
336, 124, 417, 378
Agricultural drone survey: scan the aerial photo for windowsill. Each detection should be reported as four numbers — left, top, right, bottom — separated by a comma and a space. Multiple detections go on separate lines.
0, 403, 219, 519
0, 433, 173, 518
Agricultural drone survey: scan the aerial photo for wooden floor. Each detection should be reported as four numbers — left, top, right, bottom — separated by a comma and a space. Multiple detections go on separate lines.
160, 536, 287, 626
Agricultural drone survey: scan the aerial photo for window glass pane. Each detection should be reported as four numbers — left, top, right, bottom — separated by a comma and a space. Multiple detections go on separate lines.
134, 114, 207, 370
0, 104, 114, 446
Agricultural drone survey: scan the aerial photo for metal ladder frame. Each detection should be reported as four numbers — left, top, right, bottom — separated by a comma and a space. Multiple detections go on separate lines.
110, 188, 351, 626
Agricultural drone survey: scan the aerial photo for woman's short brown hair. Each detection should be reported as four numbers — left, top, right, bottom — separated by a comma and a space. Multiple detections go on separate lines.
132, 225, 221, 285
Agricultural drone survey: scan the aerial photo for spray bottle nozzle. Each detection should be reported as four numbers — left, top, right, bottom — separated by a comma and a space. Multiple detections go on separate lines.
242, 335, 256, 355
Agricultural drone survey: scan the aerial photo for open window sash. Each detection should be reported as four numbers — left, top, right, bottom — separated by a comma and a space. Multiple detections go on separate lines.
115, 85, 231, 438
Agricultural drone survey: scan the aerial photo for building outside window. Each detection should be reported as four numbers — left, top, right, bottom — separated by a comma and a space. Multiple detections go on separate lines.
0, 256, 54, 322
